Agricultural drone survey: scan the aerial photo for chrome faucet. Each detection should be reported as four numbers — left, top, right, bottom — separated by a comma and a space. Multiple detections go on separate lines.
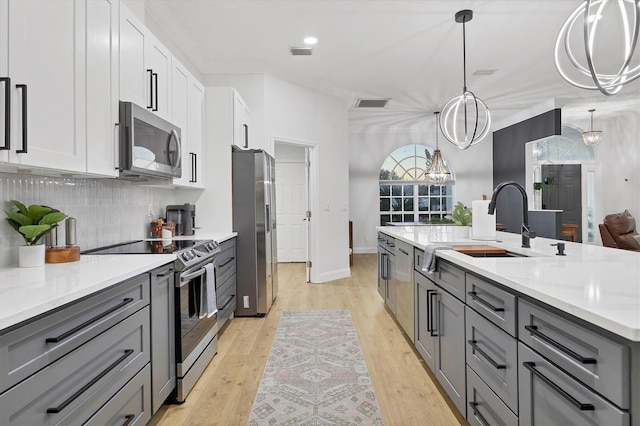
487, 181, 537, 248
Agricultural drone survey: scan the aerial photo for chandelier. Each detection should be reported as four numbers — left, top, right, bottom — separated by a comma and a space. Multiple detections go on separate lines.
426, 112, 451, 185
582, 109, 603, 145
440, 10, 492, 150
554, 0, 640, 96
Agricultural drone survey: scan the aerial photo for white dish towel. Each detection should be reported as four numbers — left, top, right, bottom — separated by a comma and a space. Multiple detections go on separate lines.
422, 243, 453, 274
200, 263, 218, 318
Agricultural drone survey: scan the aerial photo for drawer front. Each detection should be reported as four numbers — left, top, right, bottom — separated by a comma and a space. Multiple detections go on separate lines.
466, 307, 518, 414
0, 274, 149, 393
0, 308, 150, 425
466, 365, 518, 426
436, 260, 466, 301
216, 239, 236, 285
519, 343, 629, 426
414, 248, 424, 272
217, 274, 236, 303
466, 274, 517, 337
519, 299, 630, 408
218, 295, 237, 331
85, 364, 152, 426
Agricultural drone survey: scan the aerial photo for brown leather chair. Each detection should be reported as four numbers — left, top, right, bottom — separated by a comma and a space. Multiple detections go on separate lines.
599, 211, 640, 251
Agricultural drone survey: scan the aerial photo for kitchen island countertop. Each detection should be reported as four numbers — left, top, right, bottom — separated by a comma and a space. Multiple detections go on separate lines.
378, 225, 640, 341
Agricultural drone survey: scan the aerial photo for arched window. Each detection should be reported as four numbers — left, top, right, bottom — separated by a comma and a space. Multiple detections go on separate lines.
379, 144, 454, 226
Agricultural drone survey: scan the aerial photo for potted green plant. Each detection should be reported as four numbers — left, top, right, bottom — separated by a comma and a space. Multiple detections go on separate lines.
4, 200, 67, 267
446, 202, 472, 238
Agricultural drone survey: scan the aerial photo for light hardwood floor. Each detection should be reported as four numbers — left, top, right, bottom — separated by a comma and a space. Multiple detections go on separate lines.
150, 254, 464, 426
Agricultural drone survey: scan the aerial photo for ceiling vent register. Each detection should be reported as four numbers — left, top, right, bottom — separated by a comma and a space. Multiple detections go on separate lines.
355, 98, 390, 108
290, 47, 313, 56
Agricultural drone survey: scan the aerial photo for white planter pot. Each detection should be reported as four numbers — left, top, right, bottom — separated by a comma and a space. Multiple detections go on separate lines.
452, 226, 470, 239
19, 244, 45, 268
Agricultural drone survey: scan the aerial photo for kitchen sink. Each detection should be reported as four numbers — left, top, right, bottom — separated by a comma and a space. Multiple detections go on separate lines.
464, 251, 530, 258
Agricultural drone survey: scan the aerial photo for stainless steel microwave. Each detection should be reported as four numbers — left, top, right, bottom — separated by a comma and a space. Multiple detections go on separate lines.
118, 101, 181, 180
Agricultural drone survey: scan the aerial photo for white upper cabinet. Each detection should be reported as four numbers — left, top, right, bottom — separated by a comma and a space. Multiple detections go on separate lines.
207, 87, 253, 150
0, 0, 119, 176
86, 0, 119, 177
188, 78, 205, 187
0, 0, 86, 172
171, 57, 204, 188
233, 90, 251, 149
119, 3, 171, 121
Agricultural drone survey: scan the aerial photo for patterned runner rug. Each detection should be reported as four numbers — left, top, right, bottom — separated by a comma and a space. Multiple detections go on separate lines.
248, 310, 384, 425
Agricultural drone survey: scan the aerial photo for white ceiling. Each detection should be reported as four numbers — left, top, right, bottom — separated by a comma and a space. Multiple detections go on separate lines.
145, 0, 640, 129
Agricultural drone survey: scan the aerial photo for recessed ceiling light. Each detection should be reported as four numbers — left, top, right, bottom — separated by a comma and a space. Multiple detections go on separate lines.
304, 37, 318, 45
473, 69, 497, 76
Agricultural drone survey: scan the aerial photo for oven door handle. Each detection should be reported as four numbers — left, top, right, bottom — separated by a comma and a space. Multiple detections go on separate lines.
178, 267, 207, 286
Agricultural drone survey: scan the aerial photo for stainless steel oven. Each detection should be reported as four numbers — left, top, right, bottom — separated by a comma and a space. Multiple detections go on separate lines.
174, 246, 219, 402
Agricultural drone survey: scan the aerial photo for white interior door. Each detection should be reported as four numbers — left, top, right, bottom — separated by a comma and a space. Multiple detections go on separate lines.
276, 161, 307, 262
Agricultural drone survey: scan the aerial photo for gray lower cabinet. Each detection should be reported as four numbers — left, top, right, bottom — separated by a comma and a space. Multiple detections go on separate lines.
0, 265, 165, 425
467, 365, 518, 426
414, 252, 466, 417
0, 308, 150, 425
216, 237, 237, 332
465, 306, 518, 414
149, 264, 176, 414
434, 282, 466, 417
415, 270, 437, 371
377, 233, 397, 314
395, 240, 414, 342
519, 342, 630, 426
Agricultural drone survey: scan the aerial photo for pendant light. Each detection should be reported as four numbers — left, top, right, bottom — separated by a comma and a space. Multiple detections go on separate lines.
582, 109, 603, 145
426, 112, 451, 185
440, 9, 491, 150
554, 0, 640, 96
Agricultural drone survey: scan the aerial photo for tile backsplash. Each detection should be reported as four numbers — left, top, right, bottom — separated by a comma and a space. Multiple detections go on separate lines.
0, 172, 190, 268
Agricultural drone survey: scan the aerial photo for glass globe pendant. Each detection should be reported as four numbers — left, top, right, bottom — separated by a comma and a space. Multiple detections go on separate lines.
426, 112, 451, 185
440, 10, 492, 150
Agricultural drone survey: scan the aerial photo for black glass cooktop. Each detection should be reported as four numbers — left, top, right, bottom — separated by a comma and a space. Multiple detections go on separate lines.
83, 239, 208, 255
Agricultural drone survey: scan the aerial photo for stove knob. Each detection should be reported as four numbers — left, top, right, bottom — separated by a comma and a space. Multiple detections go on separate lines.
181, 252, 190, 262
207, 242, 215, 251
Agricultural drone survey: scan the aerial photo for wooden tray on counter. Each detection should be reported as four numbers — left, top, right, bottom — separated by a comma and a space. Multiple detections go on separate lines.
449, 245, 506, 255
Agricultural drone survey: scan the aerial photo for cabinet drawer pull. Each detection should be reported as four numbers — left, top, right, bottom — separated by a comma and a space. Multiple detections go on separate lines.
387, 242, 395, 248
47, 349, 134, 414
468, 340, 506, 369
524, 325, 597, 365
1, 77, 9, 150
469, 402, 490, 426
428, 290, 439, 337
16, 84, 27, 153
467, 291, 505, 312
46, 298, 134, 343
523, 361, 595, 411
218, 256, 235, 269
398, 247, 409, 255
122, 414, 135, 426
146, 69, 153, 109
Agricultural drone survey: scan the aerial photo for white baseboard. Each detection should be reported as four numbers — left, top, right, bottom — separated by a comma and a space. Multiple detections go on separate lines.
313, 267, 351, 283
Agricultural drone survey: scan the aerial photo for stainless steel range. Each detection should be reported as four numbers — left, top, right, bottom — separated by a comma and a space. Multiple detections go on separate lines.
84, 239, 221, 402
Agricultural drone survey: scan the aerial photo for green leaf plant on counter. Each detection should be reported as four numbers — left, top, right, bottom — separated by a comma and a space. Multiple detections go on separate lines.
4, 200, 67, 246
446, 201, 472, 226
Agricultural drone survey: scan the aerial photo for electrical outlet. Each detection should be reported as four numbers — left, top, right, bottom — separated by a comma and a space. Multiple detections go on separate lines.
243, 295, 249, 308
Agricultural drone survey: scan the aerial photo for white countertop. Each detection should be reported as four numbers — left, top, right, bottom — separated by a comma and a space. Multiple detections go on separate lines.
377, 225, 640, 342
0, 232, 237, 332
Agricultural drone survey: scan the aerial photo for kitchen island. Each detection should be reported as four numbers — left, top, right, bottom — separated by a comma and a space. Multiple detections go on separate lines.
377, 225, 640, 425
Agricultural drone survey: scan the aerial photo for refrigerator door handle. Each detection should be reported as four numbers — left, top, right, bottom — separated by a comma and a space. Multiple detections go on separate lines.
266, 205, 271, 232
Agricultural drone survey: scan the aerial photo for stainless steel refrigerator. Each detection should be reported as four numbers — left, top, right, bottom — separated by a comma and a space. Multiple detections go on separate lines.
232, 146, 278, 316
